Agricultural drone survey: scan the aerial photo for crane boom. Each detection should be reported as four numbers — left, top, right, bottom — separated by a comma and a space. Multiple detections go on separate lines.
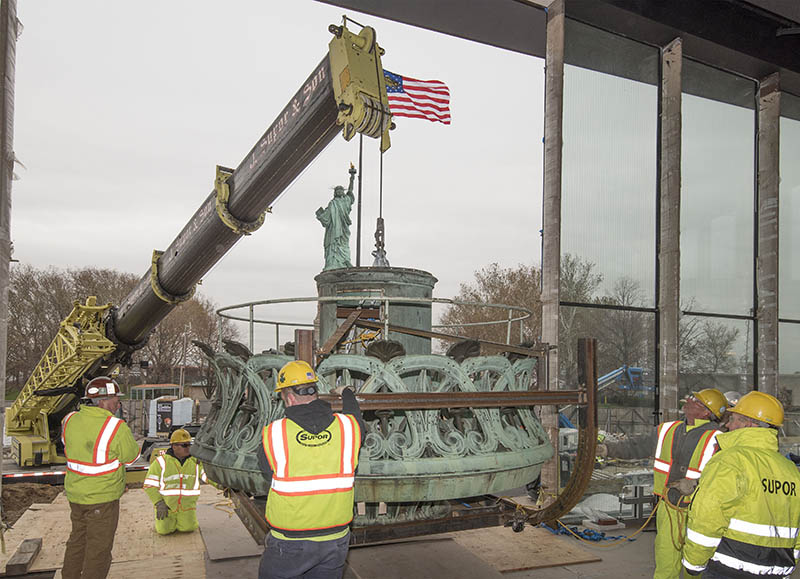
6, 22, 393, 466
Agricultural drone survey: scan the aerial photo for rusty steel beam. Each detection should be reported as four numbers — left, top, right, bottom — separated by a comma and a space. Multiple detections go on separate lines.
319, 389, 584, 411
295, 329, 315, 365
230, 490, 268, 545
349, 502, 513, 545
527, 337, 598, 526
353, 319, 548, 357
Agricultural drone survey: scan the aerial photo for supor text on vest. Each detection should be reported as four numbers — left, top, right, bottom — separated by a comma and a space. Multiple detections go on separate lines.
761, 478, 796, 496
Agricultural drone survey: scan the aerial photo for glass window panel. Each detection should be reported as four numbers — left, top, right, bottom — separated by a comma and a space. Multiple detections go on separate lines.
678, 315, 753, 397
558, 305, 655, 391
778, 323, 800, 440
561, 20, 658, 307
780, 93, 800, 319
681, 60, 755, 316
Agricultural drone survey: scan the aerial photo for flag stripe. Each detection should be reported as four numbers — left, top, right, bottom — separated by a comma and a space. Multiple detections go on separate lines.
383, 69, 450, 125
387, 98, 449, 114
391, 92, 450, 107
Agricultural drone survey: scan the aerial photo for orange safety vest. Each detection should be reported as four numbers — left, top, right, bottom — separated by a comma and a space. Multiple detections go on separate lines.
262, 413, 361, 539
653, 420, 720, 501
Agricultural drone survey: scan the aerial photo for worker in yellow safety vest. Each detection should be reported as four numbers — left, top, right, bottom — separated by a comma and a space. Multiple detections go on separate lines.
683, 392, 800, 578
143, 428, 217, 535
653, 388, 727, 579
61, 376, 141, 579
257, 360, 365, 579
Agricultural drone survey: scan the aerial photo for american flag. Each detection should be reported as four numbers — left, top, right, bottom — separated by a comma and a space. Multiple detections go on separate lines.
383, 70, 450, 125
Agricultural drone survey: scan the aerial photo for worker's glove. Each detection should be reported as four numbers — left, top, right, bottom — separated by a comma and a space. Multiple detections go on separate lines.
155, 500, 170, 520
332, 385, 354, 396
667, 478, 698, 496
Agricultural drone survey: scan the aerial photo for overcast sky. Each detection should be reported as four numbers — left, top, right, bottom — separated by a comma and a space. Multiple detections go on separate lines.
12, 1, 545, 351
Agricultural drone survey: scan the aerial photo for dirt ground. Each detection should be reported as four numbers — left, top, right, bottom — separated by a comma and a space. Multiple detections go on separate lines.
2, 483, 62, 526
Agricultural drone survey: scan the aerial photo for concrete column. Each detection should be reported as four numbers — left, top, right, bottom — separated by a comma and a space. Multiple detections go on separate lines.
757, 73, 780, 396
658, 38, 682, 422
540, 0, 564, 492
0, 0, 17, 507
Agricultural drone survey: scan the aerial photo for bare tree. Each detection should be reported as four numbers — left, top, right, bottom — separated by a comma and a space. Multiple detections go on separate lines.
7, 263, 238, 395
439, 263, 542, 347
558, 254, 603, 386
592, 277, 653, 373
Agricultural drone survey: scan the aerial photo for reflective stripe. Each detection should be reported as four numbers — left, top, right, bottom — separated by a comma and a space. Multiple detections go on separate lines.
269, 421, 288, 479
160, 488, 202, 496
696, 430, 720, 471
681, 558, 706, 573
686, 527, 721, 548
61, 412, 77, 447
728, 518, 799, 540
94, 416, 122, 463
655, 421, 680, 458
686, 469, 701, 479
711, 551, 795, 576
271, 475, 355, 495
67, 459, 120, 475
153, 455, 203, 497
653, 459, 670, 473
124, 447, 141, 466
794, 549, 799, 560
156, 455, 166, 492
339, 415, 354, 475
268, 415, 358, 495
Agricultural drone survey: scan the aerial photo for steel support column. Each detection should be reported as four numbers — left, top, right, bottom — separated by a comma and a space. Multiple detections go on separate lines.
658, 38, 682, 422
756, 73, 780, 396
541, 0, 564, 492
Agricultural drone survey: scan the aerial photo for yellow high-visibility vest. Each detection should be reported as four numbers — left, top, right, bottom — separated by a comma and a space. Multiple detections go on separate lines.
62, 405, 140, 504
262, 413, 361, 540
653, 419, 720, 503
143, 452, 210, 511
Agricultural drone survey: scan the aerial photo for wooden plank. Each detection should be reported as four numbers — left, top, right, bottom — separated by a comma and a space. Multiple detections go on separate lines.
52, 552, 206, 579
318, 310, 362, 356
353, 319, 546, 357
451, 525, 601, 573
346, 538, 503, 579
196, 496, 262, 560
5, 538, 42, 576
1, 486, 215, 574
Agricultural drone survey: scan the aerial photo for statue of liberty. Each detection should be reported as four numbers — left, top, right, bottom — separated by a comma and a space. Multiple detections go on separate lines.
316, 164, 357, 270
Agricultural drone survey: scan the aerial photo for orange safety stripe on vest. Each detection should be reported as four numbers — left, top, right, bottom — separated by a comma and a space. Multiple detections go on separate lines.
65, 415, 124, 476
264, 414, 358, 497
61, 411, 77, 447
653, 420, 680, 474
686, 430, 721, 479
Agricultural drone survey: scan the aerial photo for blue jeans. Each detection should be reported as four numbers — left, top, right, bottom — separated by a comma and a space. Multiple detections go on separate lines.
258, 532, 350, 579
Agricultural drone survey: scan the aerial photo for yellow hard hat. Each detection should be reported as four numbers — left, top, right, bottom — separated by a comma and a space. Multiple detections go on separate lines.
275, 360, 318, 392
691, 388, 727, 419
170, 429, 192, 444
729, 391, 784, 427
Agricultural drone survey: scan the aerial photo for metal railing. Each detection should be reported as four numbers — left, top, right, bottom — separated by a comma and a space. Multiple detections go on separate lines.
217, 295, 533, 353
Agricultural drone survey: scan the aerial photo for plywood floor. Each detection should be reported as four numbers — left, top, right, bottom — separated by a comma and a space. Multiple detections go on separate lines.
0, 485, 229, 578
